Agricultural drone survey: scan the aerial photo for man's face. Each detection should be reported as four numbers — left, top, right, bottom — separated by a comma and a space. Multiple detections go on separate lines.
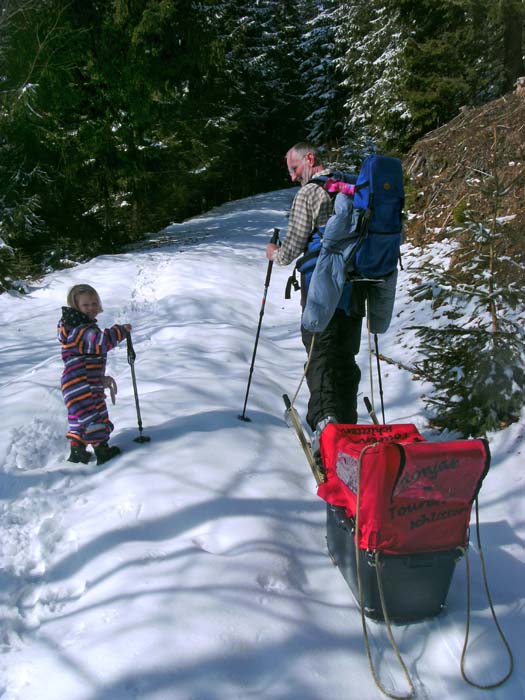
286, 150, 312, 186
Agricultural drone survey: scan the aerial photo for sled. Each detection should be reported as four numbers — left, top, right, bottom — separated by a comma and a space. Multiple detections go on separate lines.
318, 423, 490, 621
312, 422, 512, 698
326, 503, 463, 622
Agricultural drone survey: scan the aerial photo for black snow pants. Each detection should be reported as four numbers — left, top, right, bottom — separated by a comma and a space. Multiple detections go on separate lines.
301, 308, 363, 431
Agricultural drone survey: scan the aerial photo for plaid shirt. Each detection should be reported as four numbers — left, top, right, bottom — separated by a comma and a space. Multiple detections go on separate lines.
276, 171, 332, 266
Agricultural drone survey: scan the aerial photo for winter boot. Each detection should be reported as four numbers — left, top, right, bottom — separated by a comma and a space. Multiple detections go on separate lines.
94, 442, 121, 465
310, 415, 338, 459
68, 444, 91, 464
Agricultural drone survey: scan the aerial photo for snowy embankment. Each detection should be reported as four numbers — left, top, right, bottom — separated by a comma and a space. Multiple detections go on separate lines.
0, 189, 523, 700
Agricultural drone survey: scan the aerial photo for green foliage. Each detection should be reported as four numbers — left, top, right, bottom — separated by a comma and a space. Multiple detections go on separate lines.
0, 245, 15, 292
328, 0, 523, 153
402, 180, 422, 214
216, 0, 308, 195
335, 0, 410, 156
416, 325, 525, 436
0, 0, 230, 280
0, 0, 523, 291
452, 199, 469, 225
411, 144, 525, 436
0, 0, 315, 289
300, 0, 347, 148
399, 0, 481, 139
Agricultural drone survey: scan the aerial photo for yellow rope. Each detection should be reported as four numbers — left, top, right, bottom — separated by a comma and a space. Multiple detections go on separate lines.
286, 334, 325, 485
366, 294, 375, 414
290, 334, 315, 410
355, 444, 415, 699
460, 499, 514, 689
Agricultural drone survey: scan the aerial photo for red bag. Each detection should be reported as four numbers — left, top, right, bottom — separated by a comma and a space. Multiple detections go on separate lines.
318, 424, 490, 555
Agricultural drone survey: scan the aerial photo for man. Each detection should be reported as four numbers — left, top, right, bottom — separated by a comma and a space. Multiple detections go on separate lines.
266, 142, 363, 450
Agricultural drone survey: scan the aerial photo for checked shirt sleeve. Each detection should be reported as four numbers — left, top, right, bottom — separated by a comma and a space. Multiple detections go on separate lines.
275, 184, 331, 266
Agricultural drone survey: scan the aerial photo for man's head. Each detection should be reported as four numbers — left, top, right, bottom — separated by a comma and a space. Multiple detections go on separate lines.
286, 142, 324, 186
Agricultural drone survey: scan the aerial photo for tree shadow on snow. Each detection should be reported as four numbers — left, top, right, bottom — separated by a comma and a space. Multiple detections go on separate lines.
115, 407, 284, 452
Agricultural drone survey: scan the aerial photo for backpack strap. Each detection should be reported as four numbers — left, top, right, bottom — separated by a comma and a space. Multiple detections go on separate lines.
309, 171, 360, 197
285, 231, 323, 299
294, 242, 323, 271
285, 268, 300, 299
285, 173, 357, 301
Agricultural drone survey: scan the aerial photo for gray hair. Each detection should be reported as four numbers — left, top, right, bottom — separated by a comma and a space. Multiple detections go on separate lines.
288, 142, 324, 165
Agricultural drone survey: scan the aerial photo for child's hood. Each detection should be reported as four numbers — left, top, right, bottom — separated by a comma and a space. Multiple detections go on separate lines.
59, 306, 96, 334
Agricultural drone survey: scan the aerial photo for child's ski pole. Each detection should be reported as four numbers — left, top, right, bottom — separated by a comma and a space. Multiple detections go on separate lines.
126, 333, 151, 443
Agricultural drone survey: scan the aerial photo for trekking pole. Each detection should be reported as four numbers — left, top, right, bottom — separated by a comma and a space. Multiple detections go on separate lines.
363, 397, 379, 425
364, 292, 378, 425
126, 333, 151, 443
238, 227, 280, 422
374, 333, 386, 423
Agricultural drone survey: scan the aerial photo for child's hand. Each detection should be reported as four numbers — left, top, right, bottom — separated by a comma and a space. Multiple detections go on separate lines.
103, 375, 118, 404
123, 324, 132, 333
102, 375, 114, 389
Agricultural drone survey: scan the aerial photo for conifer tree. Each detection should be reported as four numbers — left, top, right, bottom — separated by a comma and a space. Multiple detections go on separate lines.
0, 0, 59, 287
411, 128, 525, 436
1, 0, 523, 292
498, 0, 525, 90
0, 0, 229, 282
398, 0, 524, 139
217, 0, 307, 193
299, 0, 346, 150
334, 0, 409, 156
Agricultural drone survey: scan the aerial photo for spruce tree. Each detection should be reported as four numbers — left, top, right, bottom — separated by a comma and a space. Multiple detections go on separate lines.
0, 0, 59, 286
498, 0, 525, 90
412, 127, 525, 436
398, 0, 479, 141
334, 0, 409, 156
397, 0, 524, 140
0, 0, 230, 282
300, 0, 347, 151
217, 0, 308, 193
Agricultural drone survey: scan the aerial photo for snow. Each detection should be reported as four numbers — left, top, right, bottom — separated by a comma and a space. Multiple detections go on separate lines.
0, 238, 13, 252
0, 188, 523, 700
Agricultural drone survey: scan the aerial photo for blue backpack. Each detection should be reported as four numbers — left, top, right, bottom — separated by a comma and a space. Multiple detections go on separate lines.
295, 154, 404, 334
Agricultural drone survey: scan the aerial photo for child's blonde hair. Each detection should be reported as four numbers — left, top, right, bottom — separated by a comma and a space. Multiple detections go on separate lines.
67, 284, 104, 313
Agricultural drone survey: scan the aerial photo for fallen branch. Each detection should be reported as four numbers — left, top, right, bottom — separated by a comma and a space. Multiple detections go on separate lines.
375, 352, 421, 377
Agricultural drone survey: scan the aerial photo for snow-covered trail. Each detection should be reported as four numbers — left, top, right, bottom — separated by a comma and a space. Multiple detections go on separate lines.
0, 189, 523, 700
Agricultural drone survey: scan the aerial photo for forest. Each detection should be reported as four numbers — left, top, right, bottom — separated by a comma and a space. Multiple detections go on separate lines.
1, 0, 524, 289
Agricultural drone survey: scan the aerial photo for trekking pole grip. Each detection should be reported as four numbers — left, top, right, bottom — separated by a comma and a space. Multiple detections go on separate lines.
265, 228, 280, 286
126, 332, 136, 364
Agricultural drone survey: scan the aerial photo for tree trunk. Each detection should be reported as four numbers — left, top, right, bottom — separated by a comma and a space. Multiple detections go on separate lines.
500, 0, 525, 89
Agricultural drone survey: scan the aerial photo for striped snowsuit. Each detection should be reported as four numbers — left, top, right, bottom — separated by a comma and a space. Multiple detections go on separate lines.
58, 307, 128, 445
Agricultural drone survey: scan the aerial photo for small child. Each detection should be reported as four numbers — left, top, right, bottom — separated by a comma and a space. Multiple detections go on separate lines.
58, 284, 131, 465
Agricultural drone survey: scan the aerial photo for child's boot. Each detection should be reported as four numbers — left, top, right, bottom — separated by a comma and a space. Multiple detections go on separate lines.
68, 443, 91, 464
94, 441, 121, 465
